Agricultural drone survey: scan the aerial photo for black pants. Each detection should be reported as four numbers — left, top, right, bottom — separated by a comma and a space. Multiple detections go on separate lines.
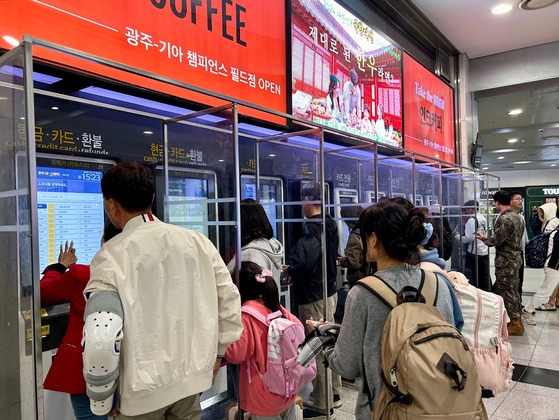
518, 252, 525, 304
465, 252, 490, 291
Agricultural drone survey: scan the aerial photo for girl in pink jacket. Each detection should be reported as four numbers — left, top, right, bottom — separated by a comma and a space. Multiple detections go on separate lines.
225, 261, 302, 419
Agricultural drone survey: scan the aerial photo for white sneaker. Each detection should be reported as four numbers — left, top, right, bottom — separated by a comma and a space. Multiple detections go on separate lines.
521, 309, 536, 325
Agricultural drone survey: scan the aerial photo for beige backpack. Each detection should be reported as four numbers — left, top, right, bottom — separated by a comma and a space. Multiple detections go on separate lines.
358, 270, 488, 420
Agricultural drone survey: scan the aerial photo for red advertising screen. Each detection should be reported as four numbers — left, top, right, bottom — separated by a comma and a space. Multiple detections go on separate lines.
403, 52, 455, 163
291, 0, 402, 148
1, 0, 286, 116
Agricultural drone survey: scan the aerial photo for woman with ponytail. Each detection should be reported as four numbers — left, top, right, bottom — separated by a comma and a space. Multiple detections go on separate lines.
224, 261, 303, 419
319, 199, 455, 420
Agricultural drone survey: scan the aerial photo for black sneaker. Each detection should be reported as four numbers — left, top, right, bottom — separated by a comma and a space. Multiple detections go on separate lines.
333, 394, 342, 408
303, 408, 335, 419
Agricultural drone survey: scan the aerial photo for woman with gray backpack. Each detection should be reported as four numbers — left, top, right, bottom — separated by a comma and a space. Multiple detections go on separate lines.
308, 199, 487, 420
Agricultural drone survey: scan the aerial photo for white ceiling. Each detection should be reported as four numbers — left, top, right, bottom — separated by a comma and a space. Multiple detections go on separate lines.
410, 0, 559, 171
410, 0, 559, 59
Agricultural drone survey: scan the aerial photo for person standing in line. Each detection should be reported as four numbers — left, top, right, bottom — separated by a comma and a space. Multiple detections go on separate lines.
282, 182, 341, 420
509, 192, 528, 302
225, 261, 308, 420
227, 198, 284, 289
338, 205, 368, 286
459, 200, 490, 291
522, 203, 559, 326
83, 161, 243, 420
476, 190, 524, 336
317, 200, 455, 420
41, 223, 121, 420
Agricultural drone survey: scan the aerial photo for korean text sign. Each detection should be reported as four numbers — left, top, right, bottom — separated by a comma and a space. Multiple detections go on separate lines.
2, 0, 286, 114
291, 0, 402, 148
403, 52, 455, 163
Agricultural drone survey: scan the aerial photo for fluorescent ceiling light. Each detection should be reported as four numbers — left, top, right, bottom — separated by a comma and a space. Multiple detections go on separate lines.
2, 36, 19, 47
51, 106, 59, 110
513, 161, 530, 164
507, 109, 522, 115
482, 167, 489, 170
143, 131, 153, 135
492, 4, 513, 14
507, 138, 518, 143
551, 164, 557, 167
497, 156, 505, 160
268, 154, 276, 157
0, 66, 62, 84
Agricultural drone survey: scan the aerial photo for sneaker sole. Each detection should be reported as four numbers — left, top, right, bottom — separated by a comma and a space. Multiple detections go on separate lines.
522, 317, 536, 325
332, 400, 342, 409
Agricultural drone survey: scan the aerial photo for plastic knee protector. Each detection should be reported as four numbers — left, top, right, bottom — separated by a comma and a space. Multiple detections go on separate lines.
82, 290, 124, 415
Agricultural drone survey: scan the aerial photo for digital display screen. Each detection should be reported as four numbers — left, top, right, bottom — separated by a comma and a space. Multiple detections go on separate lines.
168, 176, 209, 237
291, 0, 403, 147
403, 52, 455, 163
244, 183, 279, 238
37, 167, 105, 270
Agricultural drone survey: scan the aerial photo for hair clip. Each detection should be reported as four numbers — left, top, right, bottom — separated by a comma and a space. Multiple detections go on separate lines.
255, 269, 273, 283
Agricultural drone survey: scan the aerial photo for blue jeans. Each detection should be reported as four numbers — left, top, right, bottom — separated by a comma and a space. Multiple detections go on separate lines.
70, 393, 108, 420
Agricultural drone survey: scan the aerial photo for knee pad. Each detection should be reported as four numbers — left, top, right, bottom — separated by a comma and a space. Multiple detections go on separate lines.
82, 290, 124, 415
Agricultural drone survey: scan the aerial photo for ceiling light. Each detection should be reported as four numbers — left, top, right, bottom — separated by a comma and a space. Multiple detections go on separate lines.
507, 138, 518, 143
218, 159, 224, 162
513, 161, 530, 164
492, 4, 513, 13
551, 164, 557, 167
51, 106, 59, 110
143, 130, 153, 135
0, 96, 7, 100
497, 156, 505, 160
269, 154, 276, 157
482, 167, 489, 170
2, 36, 19, 47
507, 109, 522, 115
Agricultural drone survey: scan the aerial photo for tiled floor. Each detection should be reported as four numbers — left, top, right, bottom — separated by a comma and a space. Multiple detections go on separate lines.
325, 266, 559, 420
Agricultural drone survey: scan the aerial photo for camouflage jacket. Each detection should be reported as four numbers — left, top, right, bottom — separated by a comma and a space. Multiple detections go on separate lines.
482, 208, 524, 269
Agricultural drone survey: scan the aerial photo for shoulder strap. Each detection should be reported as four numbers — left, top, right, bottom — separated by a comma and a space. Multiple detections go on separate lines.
241, 305, 269, 325
421, 269, 439, 306
356, 269, 439, 309
357, 275, 398, 309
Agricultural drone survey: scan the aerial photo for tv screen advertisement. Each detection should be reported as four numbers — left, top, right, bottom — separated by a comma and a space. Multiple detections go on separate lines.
291, 0, 402, 148
403, 52, 455, 163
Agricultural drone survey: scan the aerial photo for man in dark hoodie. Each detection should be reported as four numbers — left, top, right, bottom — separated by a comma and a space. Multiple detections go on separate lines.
283, 182, 341, 419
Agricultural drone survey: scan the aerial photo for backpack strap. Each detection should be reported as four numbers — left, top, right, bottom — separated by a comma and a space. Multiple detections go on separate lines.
420, 269, 439, 307
357, 275, 398, 309
356, 269, 439, 309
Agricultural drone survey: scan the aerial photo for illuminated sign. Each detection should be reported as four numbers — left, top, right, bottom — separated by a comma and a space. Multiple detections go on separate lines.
403, 52, 455, 163
291, 0, 402, 148
2, 0, 286, 115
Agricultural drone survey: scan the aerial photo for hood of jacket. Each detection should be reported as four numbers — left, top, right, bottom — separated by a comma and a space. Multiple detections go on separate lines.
539, 202, 557, 224
242, 237, 284, 270
419, 247, 446, 270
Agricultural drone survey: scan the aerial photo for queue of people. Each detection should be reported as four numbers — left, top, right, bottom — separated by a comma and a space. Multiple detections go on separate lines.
41, 162, 549, 420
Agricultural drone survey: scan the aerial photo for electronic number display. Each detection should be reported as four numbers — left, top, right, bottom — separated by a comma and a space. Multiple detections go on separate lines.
37, 166, 106, 270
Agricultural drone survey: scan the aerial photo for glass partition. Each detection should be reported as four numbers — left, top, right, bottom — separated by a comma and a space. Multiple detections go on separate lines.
0, 45, 39, 420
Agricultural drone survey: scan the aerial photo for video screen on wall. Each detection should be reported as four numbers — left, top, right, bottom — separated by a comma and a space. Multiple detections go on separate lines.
36, 163, 110, 271
291, 0, 403, 148
403, 52, 455, 163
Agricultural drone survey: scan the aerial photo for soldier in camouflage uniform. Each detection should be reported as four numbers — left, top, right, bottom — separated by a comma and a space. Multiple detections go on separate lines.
476, 190, 525, 336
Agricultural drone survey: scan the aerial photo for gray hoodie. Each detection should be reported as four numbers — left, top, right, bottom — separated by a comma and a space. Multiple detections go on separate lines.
227, 238, 284, 289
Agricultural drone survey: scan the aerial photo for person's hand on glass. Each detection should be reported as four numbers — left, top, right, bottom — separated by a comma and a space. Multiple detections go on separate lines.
58, 240, 77, 268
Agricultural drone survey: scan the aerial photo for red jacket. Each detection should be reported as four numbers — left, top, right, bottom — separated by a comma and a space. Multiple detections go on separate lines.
224, 301, 300, 416
40, 264, 89, 394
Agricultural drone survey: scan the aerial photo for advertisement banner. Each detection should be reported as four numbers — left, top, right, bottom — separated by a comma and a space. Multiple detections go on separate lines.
2, 0, 286, 114
403, 52, 455, 163
291, 0, 402, 148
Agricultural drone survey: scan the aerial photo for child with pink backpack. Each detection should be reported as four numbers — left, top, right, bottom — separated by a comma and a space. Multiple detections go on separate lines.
225, 261, 316, 419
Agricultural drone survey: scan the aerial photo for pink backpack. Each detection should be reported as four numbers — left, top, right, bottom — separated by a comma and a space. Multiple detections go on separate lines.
241, 305, 317, 399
